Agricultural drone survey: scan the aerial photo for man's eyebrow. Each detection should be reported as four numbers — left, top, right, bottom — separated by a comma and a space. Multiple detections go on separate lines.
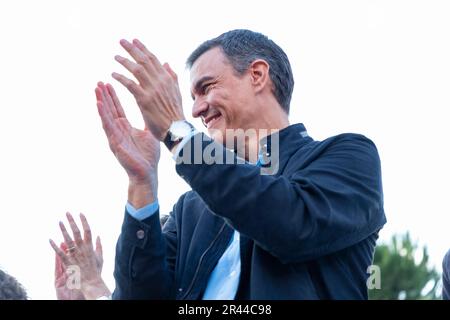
191, 76, 215, 100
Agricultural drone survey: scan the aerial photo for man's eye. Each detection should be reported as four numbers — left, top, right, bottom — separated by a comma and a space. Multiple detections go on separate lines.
202, 83, 213, 94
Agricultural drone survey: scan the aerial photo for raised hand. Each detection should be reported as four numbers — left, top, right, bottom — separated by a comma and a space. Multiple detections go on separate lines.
95, 83, 160, 205
54, 242, 85, 300
112, 38, 185, 141
50, 212, 110, 300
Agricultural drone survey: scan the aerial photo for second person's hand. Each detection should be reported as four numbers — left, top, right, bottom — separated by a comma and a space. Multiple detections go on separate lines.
50, 212, 110, 300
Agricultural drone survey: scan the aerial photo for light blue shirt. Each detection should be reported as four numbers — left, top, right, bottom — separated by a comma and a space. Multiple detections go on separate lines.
127, 201, 241, 300
202, 230, 240, 299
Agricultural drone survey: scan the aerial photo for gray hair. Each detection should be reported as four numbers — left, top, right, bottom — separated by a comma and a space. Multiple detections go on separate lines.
186, 29, 294, 114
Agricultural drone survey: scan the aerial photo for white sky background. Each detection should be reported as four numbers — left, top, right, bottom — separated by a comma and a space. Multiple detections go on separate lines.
0, 0, 449, 299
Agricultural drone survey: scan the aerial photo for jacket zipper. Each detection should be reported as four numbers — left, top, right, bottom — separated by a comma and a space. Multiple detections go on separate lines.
180, 222, 227, 299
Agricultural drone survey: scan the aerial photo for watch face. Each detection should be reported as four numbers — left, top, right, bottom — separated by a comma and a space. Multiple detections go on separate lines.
170, 121, 193, 140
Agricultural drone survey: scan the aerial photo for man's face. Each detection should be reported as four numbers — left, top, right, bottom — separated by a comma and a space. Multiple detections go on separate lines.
190, 47, 255, 144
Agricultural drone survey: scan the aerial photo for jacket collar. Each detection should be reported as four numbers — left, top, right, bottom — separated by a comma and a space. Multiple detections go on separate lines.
258, 123, 313, 175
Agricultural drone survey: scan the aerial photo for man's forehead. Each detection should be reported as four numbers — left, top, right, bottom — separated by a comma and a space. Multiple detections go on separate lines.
189, 47, 227, 83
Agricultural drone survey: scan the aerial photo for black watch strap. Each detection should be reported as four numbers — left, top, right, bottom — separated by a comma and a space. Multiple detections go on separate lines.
163, 120, 195, 151
163, 131, 179, 151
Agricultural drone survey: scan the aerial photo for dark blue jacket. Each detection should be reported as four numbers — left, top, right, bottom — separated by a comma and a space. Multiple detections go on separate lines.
113, 123, 386, 299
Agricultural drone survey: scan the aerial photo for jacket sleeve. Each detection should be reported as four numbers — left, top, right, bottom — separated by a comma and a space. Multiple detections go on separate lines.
112, 201, 180, 299
175, 133, 386, 264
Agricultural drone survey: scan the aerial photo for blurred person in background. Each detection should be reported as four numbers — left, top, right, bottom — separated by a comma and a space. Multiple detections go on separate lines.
0, 269, 27, 300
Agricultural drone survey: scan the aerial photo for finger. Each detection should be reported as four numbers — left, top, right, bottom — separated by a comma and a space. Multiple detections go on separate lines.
97, 101, 129, 154
120, 38, 159, 68
96, 83, 115, 127
54, 256, 64, 285
163, 62, 178, 81
96, 100, 115, 137
59, 243, 68, 271
95, 236, 104, 270
66, 212, 83, 247
132, 39, 162, 67
112, 72, 142, 96
96, 98, 124, 144
98, 82, 118, 119
120, 39, 147, 60
59, 221, 75, 250
79, 213, 92, 246
101, 84, 132, 136
95, 84, 104, 104
54, 243, 64, 279
95, 236, 103, 258
50, 239, 70, 265
96, 84, 131, 152
106, 83, 126, 118
114, 55, 151, 88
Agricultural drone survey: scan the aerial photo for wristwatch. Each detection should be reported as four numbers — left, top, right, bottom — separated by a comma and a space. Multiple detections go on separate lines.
163, 120, 196, 151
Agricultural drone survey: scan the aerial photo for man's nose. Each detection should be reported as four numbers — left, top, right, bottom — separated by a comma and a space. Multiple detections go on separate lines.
192, 99, 209, 119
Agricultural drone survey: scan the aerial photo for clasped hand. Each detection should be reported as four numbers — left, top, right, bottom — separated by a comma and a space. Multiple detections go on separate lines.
112, 38, 185, 141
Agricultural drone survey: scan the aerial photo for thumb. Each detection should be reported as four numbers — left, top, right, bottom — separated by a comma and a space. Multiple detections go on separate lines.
54, 243, 67, 282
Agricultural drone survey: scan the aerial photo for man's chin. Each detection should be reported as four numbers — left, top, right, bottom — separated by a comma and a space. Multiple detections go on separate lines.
208, 128, 225, 145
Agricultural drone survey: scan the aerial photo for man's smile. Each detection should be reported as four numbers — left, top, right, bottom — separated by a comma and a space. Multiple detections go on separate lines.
203, 111, 223, 129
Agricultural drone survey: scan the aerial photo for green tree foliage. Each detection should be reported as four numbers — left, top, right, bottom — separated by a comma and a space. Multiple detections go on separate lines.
369, 232, 440, 300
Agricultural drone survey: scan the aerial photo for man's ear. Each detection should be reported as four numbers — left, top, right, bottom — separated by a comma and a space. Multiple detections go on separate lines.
249, 59, 270, 93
